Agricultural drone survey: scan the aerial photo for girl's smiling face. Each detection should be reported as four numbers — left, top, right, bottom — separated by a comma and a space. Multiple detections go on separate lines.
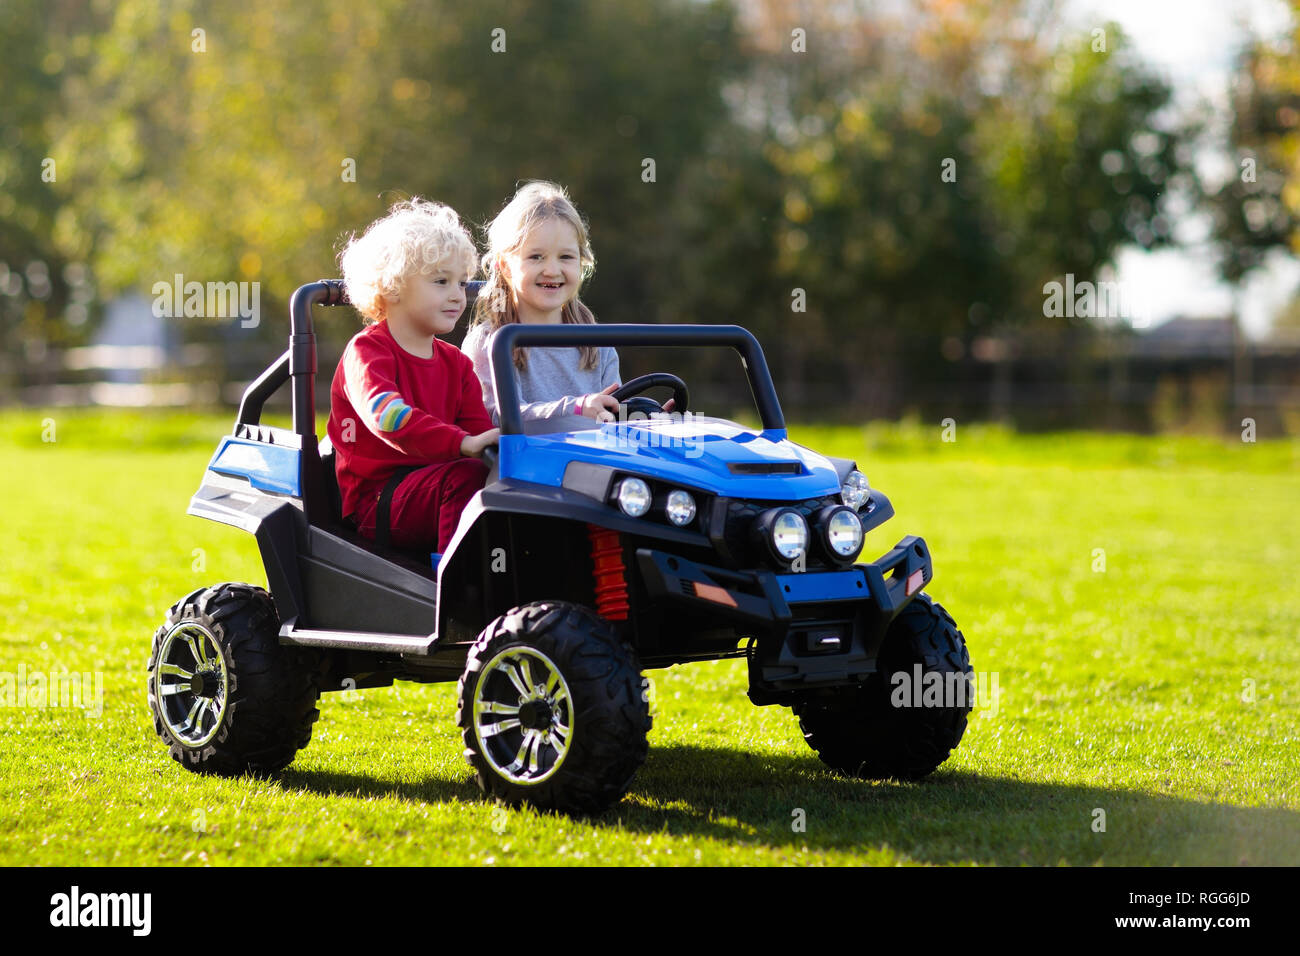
504, 217, 582, 323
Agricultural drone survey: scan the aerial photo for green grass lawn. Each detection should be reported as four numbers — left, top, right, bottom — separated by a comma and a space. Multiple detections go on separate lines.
1, 410, 1297, 865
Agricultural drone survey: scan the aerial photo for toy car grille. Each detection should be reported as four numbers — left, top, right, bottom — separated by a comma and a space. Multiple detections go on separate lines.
720, 493, 841, 570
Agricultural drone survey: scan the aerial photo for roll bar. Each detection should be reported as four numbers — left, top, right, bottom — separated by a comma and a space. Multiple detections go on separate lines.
489, 323, 785, 436
235, 281, 783, 444
236, 279, 486, 437
235, 279, 350, 436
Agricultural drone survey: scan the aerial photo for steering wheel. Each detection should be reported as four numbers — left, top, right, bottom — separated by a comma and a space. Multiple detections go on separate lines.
611, 373, 690, 418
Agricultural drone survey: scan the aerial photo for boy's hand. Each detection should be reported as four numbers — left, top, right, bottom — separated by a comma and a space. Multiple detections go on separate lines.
460, 428, 500, 458
580, 383, 620, 424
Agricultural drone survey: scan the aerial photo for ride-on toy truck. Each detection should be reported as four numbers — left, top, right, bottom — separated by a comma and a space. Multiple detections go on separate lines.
147, 280, 974, 814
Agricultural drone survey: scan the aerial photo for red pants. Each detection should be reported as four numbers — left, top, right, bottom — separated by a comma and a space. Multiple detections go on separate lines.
352, 458, 488, 553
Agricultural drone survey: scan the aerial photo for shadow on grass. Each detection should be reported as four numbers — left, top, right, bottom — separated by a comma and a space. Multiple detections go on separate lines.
278, 743, 1298, 865
278, 767, 480, 807
596, 744, 1299, 865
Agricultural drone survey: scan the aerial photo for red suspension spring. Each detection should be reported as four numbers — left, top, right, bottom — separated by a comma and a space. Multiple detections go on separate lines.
587, 524, 629, 620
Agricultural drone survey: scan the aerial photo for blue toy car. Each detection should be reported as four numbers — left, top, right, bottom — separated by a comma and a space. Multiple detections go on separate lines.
147, 280, 974, 814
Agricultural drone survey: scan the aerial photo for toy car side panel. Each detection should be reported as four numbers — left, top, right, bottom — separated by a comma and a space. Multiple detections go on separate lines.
299, 526, 437, 635
433, 477, 721, 644
191, 463, 439, 637
188, 471, 307, 627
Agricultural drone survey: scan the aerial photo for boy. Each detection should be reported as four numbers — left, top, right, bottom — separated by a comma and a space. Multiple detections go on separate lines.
328, 198, 499, 553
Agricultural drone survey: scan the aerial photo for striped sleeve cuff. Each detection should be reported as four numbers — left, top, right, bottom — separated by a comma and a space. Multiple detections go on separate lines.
369, 391, 413, 432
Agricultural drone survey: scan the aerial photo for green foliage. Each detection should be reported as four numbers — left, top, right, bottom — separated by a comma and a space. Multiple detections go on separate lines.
0, 0, 106, 351
1203, 36, 1300, 284
48, 0, 740, 309
659, 8, 1185, 410
1, 0, 1205, 414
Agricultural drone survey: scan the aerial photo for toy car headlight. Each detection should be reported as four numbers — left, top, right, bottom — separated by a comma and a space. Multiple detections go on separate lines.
772, 511, 808, 560
616, 477, 652, 517
665, 490, 697, 526
752, 508, 807, 563
840, 470, 870, 510
818, 505, 864, 559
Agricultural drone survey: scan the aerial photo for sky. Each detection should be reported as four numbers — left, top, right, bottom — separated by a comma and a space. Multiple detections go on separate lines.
1074, 0, 1298, 337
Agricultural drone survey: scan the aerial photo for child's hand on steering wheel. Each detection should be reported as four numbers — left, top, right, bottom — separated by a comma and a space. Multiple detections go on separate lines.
580, 383, 621, 423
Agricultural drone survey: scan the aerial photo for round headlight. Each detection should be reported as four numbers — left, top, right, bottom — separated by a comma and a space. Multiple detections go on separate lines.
665, 489, 697, 526
822, 506, 864, 558
771, 510, 808, 561
616, 477, 651, 517
841, 469, 870, 510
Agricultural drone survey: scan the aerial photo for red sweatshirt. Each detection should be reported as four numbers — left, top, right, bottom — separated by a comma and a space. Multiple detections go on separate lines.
328, 321, 493, 520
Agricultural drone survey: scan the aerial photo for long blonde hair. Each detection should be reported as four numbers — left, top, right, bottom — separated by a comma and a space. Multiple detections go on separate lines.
472, 181, 599, 370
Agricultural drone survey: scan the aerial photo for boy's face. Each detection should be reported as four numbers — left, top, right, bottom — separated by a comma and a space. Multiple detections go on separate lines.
504, 217, 582, 322
387, 262, 470, 337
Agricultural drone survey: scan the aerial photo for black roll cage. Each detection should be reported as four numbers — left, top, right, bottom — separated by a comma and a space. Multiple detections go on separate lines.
236, 278, 787, 445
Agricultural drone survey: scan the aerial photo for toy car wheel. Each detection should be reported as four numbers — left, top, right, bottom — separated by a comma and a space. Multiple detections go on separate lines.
147, 584, 320, 775
457, 601, 650, 814
794, 593, 972, 781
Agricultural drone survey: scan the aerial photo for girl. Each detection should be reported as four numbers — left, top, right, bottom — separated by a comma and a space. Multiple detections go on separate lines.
461, 181, 622, 425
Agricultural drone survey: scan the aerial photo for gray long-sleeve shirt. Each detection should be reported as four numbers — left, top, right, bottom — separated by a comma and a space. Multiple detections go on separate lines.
461, 322, 621, 426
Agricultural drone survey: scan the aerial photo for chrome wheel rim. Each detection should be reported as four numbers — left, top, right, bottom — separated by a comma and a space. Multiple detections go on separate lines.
472, 646, 573, 785
153, 622, 228, 748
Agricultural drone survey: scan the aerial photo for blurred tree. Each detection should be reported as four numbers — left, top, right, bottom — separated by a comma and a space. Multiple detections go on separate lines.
51, 0, 407, 340
0, 0, 108, 377
661, 0, 1188, 415
1202, 17, 1300, 289
8, 0, 1199, 421
49, 0, 742, 361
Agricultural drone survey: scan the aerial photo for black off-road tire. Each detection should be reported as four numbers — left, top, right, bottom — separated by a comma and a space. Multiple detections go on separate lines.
794, 593, 973, 781
457, 601, 650, 814
147, 584, 321, 775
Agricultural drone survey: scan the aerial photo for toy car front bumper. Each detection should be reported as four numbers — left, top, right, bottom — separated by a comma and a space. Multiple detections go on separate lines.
636, 536, 933, 702
635, 534, 932, 630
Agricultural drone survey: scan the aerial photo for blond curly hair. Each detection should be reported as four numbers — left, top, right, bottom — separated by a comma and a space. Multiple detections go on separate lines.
338, 197, 477, 323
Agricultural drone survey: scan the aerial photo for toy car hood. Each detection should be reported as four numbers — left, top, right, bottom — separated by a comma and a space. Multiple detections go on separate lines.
498, 414, 842, 500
